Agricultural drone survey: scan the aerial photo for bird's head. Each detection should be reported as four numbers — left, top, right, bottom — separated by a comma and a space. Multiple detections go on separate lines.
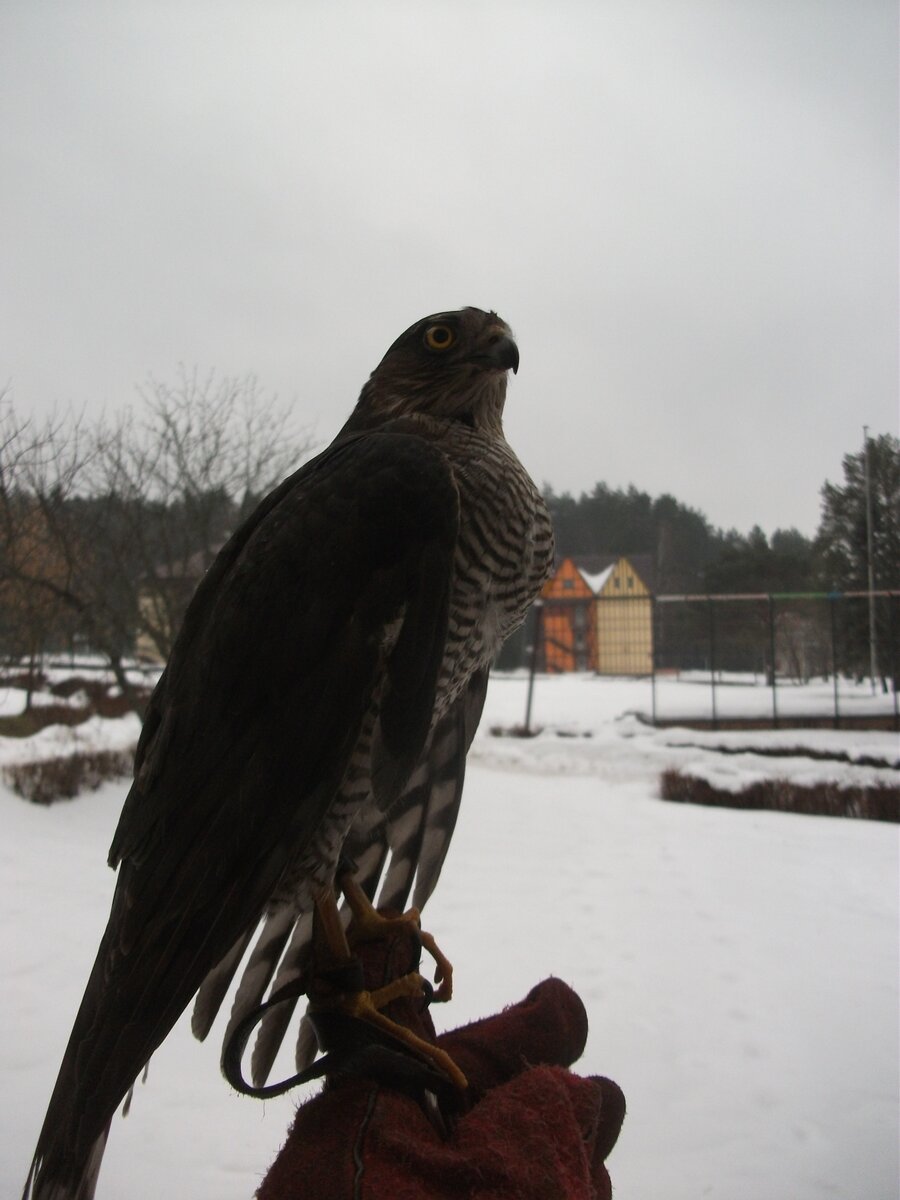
350, 307, 519, 436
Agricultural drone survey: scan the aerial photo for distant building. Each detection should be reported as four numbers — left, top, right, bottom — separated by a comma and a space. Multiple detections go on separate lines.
540, 557, 596, 672
539, 554, 655, 674
135, 547, 221, 662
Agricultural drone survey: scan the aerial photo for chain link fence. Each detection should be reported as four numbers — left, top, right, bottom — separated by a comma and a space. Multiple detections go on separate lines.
532, 591, 899, 730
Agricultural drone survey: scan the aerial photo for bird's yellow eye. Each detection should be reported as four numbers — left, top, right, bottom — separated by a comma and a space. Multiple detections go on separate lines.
423, 324, 456, 352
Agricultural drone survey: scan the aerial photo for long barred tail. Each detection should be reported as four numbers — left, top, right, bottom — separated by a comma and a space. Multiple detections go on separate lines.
189, 668, 489, 1091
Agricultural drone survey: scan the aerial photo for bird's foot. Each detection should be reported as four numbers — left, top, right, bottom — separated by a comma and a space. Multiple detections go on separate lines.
308, 972, 467, 1093
338, 871, 453, 1003
223, 884, 467, 1103
307, 878, 466, 1094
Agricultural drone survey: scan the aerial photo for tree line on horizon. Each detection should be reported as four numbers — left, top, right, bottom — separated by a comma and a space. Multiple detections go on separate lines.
544, 429, 899, 599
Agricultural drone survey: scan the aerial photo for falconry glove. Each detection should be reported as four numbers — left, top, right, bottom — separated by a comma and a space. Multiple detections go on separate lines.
256, 921, 625, 1200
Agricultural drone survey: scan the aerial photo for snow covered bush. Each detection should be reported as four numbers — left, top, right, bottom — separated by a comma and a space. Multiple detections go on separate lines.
660, 767, 899, 823
4, 748, 135, 805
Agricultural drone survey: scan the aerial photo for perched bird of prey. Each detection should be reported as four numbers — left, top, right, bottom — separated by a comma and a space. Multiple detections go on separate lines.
24, 306, 554, 1200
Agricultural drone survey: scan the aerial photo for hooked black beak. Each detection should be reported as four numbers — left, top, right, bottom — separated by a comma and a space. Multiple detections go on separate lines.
473, 331, 520, 375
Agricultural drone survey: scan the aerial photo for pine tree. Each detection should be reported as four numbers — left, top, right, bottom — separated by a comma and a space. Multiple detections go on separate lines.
817, 433, 900, 686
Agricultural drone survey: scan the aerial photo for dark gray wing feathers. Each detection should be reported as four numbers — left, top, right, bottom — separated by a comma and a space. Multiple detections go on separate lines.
26, 431, 460, 1200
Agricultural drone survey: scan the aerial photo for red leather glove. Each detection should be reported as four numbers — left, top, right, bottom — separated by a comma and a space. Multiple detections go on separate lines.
256, 923, 625, 1199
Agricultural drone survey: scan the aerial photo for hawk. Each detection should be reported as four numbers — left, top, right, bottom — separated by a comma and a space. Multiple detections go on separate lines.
24, 307, 554, 1199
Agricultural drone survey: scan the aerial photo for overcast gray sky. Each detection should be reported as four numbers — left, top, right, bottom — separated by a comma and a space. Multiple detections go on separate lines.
2, 1, 897, 536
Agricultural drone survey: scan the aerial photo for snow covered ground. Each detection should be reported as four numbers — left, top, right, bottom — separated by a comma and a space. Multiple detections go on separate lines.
2, 672, 898, 1199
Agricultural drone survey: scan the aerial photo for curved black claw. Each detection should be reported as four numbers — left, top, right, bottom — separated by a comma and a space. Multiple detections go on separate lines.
222, 970, 460, 1121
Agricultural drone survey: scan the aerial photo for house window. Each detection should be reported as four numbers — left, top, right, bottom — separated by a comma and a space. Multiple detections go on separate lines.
614, 577, 620, 589
563, 579, 575, 589
627, 577, 634, 589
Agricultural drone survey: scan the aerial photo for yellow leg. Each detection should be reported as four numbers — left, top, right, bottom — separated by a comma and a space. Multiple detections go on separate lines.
310, 880, 466, 1091
338, 872, 454, 1003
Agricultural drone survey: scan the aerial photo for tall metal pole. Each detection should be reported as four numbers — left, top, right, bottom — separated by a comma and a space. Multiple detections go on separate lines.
889, 592, 898, 733
768, 595, 778, 728
830, 594, 840, 730
650, 595, 658, 725
863, 426, 878, 691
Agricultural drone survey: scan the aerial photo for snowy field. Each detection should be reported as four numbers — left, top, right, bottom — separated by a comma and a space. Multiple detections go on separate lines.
2, 672, 898, 1199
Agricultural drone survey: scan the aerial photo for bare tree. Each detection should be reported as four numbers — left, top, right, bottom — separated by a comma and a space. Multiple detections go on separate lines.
0, 373, 313, 708
0, 396, 132, 694
138, 368, 304, 518
86, 368, 312, 661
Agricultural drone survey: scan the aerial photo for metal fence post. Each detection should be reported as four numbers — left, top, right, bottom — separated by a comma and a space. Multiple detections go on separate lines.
830, 594, 840, 730
768, 594, 778, 728
650, 594, 658, 725
889, 592, 899, 733
524, 601, 542, 735
708, 597, 718, 730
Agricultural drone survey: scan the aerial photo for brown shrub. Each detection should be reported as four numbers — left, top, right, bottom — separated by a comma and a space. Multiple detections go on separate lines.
50, 677, 151, 715
659, 768, 899, 824
4, 748, 136, 805
0, 705, 88, 738
1, 670, 47, 692
95, 690, 146, 718
49, 676, 93, 698
0, 676, 152, 738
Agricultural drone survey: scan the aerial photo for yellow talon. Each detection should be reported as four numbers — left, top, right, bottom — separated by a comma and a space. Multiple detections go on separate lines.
308, 875, 467, 1092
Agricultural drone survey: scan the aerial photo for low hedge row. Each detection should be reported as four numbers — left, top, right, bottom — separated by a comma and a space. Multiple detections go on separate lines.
5, 748, 136, 805
660, 768, 899, 823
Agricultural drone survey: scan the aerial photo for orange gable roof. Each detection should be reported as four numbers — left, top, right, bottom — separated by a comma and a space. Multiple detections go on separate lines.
541, 556, 595, 600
